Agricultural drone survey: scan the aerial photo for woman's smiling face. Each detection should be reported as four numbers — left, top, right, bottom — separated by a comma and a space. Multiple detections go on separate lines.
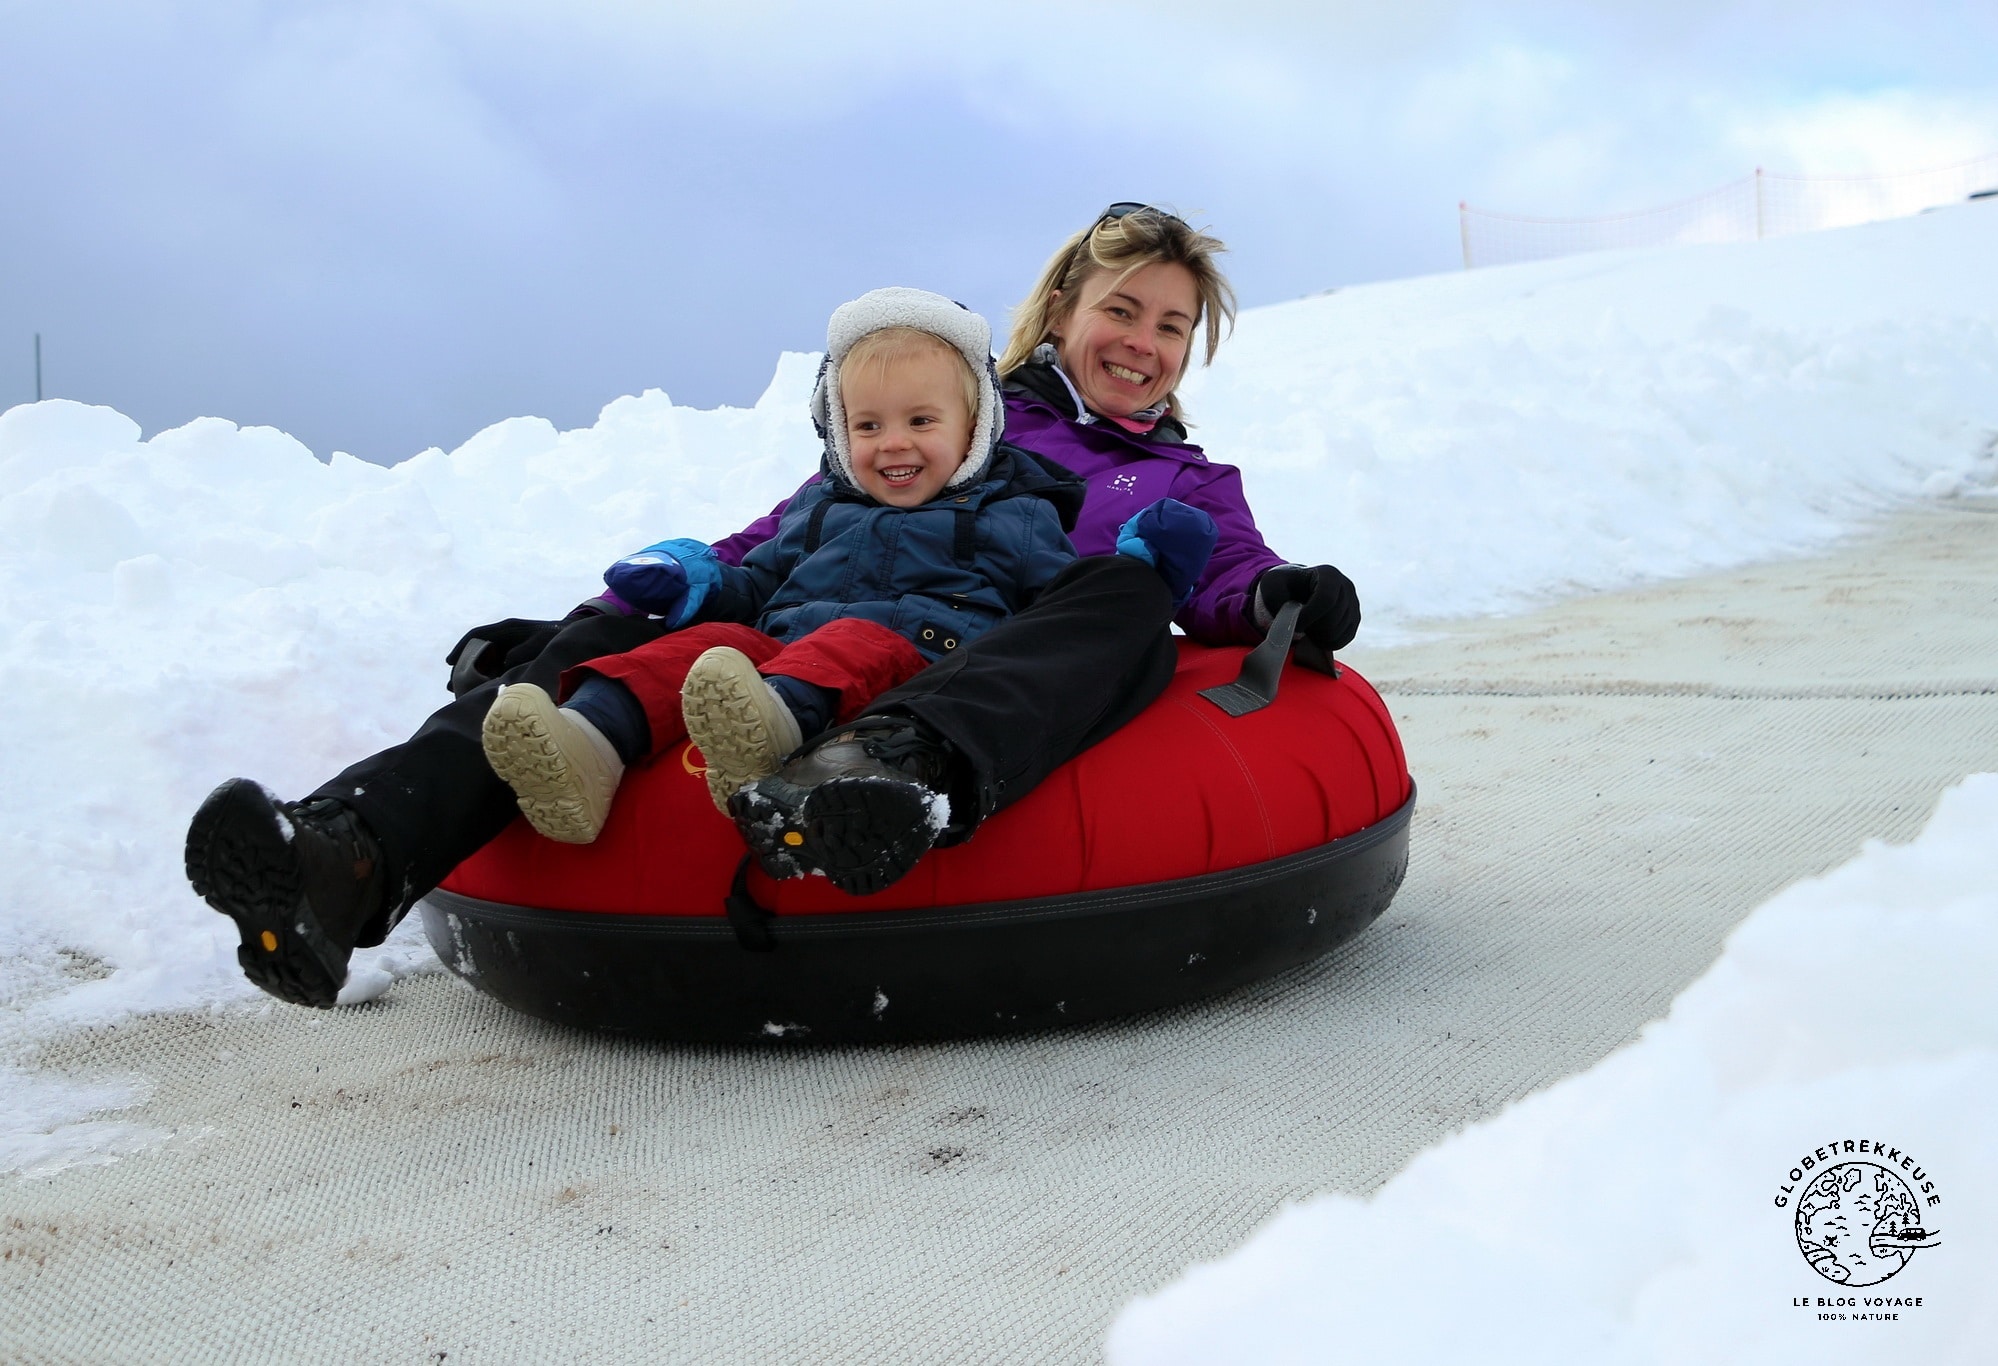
1049, 261, 1200, 418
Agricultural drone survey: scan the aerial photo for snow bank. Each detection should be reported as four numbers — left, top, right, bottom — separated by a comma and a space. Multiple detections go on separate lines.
1183, 197, 1998, 636
1108, 773, 1998, 1365
0, 358, 823, 1037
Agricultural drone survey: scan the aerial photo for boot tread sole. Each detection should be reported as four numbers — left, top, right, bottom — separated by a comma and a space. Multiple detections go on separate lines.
482, 689, 611, 844
681, 654, 793, 813
184, 778, 344, 1009
732, 775, 934, 897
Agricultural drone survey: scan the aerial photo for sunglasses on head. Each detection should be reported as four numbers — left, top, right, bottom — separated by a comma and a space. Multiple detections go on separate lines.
1094, 202, 1187, 230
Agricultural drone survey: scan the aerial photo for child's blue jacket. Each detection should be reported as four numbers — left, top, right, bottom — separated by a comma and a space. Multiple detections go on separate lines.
703, 443, 1083, 660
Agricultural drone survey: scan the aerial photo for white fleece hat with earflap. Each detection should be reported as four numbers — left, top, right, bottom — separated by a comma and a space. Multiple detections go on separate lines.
809, 287, 1005, 493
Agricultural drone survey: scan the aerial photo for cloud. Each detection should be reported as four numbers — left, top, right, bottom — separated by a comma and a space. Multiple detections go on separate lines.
2, 1, 1994, 460
1728, 89, 1998, 174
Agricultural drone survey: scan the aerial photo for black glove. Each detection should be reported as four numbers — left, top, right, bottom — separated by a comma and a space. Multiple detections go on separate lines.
444, 600, 617, 697
1255, 564, 1361, 652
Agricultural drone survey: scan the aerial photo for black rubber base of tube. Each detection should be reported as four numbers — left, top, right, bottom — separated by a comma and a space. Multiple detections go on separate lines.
419, 788, 1414, 1044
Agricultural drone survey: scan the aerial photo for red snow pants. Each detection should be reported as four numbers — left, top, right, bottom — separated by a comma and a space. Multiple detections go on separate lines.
559, 618, 929, 759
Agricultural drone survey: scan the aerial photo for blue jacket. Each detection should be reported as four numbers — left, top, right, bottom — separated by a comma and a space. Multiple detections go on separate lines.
705, 443, 1082, 660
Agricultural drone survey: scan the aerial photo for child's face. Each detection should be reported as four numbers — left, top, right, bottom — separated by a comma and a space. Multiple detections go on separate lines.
842, 346, 973, 507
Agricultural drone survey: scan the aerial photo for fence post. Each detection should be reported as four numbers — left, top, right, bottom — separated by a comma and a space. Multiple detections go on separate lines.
1459, 202, 1472, 269
1755, 167, 1764, 240
35, 333, 42, 402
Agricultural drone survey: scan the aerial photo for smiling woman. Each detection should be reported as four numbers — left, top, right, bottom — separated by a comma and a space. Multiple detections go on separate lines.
724, 205, 1367, 891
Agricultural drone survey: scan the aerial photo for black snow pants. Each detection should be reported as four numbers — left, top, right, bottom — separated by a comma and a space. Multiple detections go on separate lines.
312, 611, 671, 945
318, 553, 1177, 941
862, 554, 1178, 836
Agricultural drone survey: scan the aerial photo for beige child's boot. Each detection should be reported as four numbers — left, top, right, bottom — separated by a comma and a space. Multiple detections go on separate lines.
481, 683, 625, 843
681, 647, 805, 813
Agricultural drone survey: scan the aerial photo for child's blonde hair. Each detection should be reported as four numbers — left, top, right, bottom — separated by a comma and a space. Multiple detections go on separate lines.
839, 327, 980, 428
998, 207, 1237, 420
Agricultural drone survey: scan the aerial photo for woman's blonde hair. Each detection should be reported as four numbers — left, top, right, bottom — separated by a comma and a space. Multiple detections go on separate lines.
998, 207, 1236, 420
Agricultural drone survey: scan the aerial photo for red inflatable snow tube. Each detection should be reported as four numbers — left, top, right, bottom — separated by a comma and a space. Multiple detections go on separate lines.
423, 639, 1414, 1042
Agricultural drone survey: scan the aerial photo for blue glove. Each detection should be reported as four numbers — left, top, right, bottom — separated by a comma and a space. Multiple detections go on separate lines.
1116, 498, 1217, 606
603, 537, 721, 628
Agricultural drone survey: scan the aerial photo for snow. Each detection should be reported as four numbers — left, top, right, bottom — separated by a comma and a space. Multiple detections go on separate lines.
0, 359, 822, 1036
0, 1067, 168, 1181
1181, 199, 1998, 639
1107, 772, 1998, 1365
2, 203, 1995, 1209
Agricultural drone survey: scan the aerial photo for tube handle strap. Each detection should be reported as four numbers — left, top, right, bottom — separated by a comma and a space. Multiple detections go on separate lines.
724, 854, 778, 952
1196, 599, 1338, 717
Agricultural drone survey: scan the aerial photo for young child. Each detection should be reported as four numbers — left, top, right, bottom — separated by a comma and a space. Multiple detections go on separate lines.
478, 287, 1217, 846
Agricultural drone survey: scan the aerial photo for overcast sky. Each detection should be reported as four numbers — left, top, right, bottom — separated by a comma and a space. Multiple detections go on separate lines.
4, 1, 1995, 463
